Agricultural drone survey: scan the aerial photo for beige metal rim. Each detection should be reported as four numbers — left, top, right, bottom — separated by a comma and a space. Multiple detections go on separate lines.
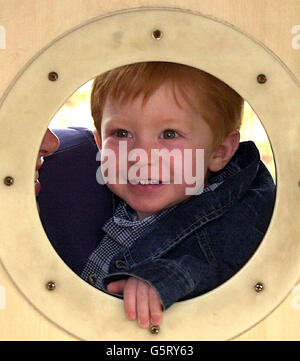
0, 7, 299, 341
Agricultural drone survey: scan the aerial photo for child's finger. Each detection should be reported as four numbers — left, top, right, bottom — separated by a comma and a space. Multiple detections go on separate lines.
123, 277, 138, 320
106, 280, 127, 294
148, 286, 163, 326
136, 280, 150, 328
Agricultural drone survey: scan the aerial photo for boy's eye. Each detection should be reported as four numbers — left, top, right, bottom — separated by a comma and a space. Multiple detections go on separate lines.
161, 129, 179, 139
115, 129, 132, 138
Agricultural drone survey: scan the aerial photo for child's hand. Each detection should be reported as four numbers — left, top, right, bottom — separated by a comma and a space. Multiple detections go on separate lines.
106, 277, 163, 328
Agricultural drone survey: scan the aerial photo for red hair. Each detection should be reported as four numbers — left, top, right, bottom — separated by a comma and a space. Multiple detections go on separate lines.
91, 62, 243, 147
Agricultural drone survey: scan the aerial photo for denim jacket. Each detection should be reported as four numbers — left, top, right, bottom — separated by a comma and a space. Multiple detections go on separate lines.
102, 141, 276, 309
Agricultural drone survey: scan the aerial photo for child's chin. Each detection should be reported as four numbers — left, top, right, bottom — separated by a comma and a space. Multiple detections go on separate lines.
137, 207, 161, 215
132, 203, 170, 218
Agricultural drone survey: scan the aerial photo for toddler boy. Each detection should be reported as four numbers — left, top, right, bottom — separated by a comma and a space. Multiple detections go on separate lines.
81, 62, 275, 328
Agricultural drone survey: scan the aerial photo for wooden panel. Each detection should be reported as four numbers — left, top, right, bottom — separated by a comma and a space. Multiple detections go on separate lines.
0, 0, 299, 341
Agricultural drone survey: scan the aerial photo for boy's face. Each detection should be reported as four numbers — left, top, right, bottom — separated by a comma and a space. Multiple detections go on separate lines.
98, 82, 217, 219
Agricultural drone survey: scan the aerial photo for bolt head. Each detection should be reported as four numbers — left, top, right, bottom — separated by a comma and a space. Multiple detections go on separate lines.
48, 72, 58, 81
4, 176, 14, 186
257, 74, 267, 84
46, 281, 56, 291
255, 282, 264, 292
152, 29, 163, 40
149, 325, 160, 335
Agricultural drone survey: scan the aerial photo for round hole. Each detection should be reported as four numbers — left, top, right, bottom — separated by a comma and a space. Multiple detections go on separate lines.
152, 29, 163, 40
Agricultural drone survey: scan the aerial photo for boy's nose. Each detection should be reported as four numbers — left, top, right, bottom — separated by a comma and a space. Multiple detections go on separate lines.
38, 129, 60, 157
129, 138, 157, 165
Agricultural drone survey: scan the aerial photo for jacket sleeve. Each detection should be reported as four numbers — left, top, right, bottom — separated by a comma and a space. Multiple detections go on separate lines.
102, 256, 219, 310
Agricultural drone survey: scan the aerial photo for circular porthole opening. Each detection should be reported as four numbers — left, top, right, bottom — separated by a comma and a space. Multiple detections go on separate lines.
37, 62, 276, 315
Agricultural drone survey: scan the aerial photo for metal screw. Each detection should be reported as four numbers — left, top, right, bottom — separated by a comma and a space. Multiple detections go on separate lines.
152, 29, 163, 40
149, 324, 160, 335
254, 282, 264, 292
257, 74, 267, 84
48, 71, 59, 81
3, 176, 14, 186
46, 281, 56, 291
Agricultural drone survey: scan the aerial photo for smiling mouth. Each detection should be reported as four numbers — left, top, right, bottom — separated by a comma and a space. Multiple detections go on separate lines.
130, 179, 170, 185
137, 179, 160, 185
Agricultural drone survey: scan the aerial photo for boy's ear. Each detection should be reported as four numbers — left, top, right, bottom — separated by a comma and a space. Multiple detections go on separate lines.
93, 129, 102, 150
208, 130, 240, 172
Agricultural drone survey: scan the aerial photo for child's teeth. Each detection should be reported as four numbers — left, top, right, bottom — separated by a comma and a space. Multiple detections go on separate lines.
138, 180, 159, 185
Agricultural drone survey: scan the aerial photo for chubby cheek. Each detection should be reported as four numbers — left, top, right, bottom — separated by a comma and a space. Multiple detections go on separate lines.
172, 147, 208, 180
106, 183, 126, 199
101, 140, 130, 185
178, 147, 210, 196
